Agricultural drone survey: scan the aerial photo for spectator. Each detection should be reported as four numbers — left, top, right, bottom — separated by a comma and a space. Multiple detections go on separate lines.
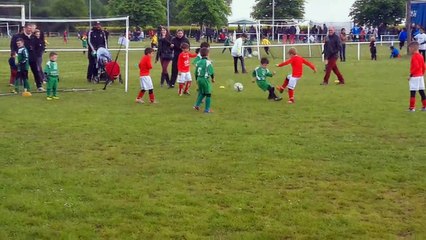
340, 28, 347, 62
31, 29, 46, 84
414, 28, 426, 61
156, 28, 173, 87
322, 27, 345, 85
399, 28, 408, 50
231, 33, 247, 74
87, 21, 107, 82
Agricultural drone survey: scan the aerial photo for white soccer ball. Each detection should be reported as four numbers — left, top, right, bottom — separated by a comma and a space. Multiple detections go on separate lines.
234, 82, 244, 92
252, 51, 258, 57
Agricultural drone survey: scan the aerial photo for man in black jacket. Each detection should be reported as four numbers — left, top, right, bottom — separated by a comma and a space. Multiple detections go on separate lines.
170, 29, 190, 88
10, 23, 45, 91
87, 21, 107, 82
322, 27, 345, 85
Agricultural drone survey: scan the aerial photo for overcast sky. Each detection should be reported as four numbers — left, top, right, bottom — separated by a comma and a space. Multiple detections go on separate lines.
230, 0, 356, 22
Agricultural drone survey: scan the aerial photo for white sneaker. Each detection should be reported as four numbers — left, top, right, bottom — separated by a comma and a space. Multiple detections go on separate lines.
37, 87, 45, 92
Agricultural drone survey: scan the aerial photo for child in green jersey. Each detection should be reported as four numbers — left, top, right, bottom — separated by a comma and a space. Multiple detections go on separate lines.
252, 57, 282, 101
15, 38, 31, 94
193, 47, 215, 113
44, 52, 60, 100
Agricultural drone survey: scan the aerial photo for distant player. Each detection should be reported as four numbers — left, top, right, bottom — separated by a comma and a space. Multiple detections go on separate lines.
177, 42, 197, 96
261, 35, 271, 55
192, 42, 210, 67
252, 57, 282, 101
407, 42, 426, 112
390, 46, 400, 58
44, 52, 60, 100
81, 34, 88, 54
276, 48, 317, 104
193, 47, 215, 113
135, 48, 156, 104
222, 34, 232, 54
231, 33, 247, 74
15, 38, 31, 94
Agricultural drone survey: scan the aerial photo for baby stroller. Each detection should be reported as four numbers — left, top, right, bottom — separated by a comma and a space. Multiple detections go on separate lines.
94, 47, 122, 84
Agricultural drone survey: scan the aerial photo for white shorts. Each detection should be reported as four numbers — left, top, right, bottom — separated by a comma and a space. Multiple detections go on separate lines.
140, 76, 153, 90
287, 74, 300, 90
409, 76, 425, 91
177, 72, 192, 84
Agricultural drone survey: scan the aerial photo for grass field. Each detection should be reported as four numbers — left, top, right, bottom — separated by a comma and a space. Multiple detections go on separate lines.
0, 36, 425, 239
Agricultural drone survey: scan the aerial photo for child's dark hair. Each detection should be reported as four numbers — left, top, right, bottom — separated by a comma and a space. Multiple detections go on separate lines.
181, 42, 190, 50
390, 46, 394, 49
49, 51, 58, 57
145, 47, 154, 55
260, 57, 269, 65
200, 47, 209, 57
16, 38, 23, 43
10, 51, 16, 57
200, 42, 210, 48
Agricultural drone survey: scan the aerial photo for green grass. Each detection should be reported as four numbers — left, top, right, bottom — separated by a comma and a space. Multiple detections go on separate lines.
0, 36, 425, 239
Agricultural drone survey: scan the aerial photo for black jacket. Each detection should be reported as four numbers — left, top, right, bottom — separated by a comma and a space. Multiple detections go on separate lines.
88, 28, 107, 52
171, 36, 190, 60
324, 33, 341, 59
30, 37, 45, 58
156, 36, 173, 61
10, 32, 33, 54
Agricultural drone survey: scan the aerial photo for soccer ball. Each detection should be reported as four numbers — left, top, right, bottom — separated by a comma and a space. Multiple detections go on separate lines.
252, 51, 258, 57
234, 82, 244, 92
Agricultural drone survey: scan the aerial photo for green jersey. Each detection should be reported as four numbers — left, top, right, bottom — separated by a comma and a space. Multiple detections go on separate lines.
253, 66, 273, 91
17, 47, 29, 71
195, 57, 214, 80
224, 38, 231, 46
44, 60, 59, 78
192, 53, 202, 66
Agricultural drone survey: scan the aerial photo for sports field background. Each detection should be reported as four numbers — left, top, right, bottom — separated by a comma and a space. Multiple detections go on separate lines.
0, 36, 425, 239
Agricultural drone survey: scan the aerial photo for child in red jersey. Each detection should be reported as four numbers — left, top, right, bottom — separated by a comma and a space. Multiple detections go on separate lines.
276, 48, 317, 103
135, 48, 156, 104
177, 42, 197, 96
407, 42, 426, 112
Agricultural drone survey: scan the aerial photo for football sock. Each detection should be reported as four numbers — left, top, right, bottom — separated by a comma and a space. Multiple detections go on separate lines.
205, 95, 211, 111
178, 83, 184, 94
137, 90, 145, 99
288, 89, 295, 101
149, 93, 155, 102
410, 97, 416, 109
268, 87, 275, 99
195, 93, 204, 107
184, 81, 191, 93
281, 78, 289, 89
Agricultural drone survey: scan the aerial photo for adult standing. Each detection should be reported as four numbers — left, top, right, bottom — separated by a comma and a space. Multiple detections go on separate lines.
322, 27, 345, 85
156, 27, 173, 87
87, 21, 107, 82
414, 28, 426, 61
398, 28, 407, 50
231, 33, 247, 74
10, 23, 44, 91
31, 29, 46, 84
170, 29, 190, 88
339, 28, 347, 62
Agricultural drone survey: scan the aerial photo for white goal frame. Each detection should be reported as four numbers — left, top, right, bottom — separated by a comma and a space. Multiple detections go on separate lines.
0, 16, 131, 92
0, 4, 25, 26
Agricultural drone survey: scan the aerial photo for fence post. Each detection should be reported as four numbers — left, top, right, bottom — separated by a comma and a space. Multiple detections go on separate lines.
283, 44, 286, 61
321, 43, 324, 62
357, 42, 361, 61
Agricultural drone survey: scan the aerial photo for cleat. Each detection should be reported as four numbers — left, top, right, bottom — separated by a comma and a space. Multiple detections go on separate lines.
320, 82, 328, 85
193, 106, 200, 111
37, 87, 45, 92
46, 97, 53, 101
179, 93, 183, 96
183, 91, 190, 95
150, 100, 158, 104
204, 109, 213, 113
422, 107, 426, 111
288, 99, 295, 104
52, 96, 60, 100
408, 108, 415, 112
135, 98, 144, 104
274, 97, 283, 101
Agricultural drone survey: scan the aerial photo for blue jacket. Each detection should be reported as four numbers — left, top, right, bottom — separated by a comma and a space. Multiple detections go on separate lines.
399, 31, 407, 41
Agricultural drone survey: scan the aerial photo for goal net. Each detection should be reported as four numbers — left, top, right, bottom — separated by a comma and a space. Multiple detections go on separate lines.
0, 16, 131, 93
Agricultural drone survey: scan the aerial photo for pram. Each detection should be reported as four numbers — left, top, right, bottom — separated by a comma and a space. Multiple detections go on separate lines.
94, 47, 122, 84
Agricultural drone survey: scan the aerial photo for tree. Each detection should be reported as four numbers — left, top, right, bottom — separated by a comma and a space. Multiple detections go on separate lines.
349, 0, 406, 26
51, 0, 88, 18
251, 0, 305, 20
177, 0, 231, 27
108, 0, 166, 27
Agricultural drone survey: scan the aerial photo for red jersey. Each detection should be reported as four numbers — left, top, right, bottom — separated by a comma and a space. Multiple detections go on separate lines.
139, 55, 152, 77
410, 52, 425, 77
178, 51, 197, 72
277, 55, 316, 78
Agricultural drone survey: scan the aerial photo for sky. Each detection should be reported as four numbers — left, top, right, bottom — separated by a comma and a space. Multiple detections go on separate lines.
229, 0, 356, 22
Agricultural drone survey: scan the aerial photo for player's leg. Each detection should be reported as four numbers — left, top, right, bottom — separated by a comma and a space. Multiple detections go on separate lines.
331, 61, 345, 84
184, 73, 192, 94
15, 71, 22, 92
278, 74, 291, 93
136, 77, 146, 103
287, 77, 298, 103
148, 89, 155, 103
194, 79, 206, 109
23, 70, 30, 91
46, 77, 52, 98
233, 57, 239, 73
323, 58, 335, 84
419, 77, 426, 110
239, 56, 247, 73
52, 78, 58, 98
177, 73, 185, 96
170, 58, 178, 87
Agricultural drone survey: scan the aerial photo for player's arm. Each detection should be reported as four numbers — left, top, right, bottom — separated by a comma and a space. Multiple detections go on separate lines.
276, 59, 291, 67
209, 64, 215, 82
303, 58, 317, 72
189, 53, 198, 58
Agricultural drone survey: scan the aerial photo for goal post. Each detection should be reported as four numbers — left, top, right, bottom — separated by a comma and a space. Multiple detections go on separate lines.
0, 16, 131, 92
0, 4, 25, 26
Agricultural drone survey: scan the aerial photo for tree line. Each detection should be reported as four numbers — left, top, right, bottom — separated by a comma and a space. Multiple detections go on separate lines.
0, 0, 407, 30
